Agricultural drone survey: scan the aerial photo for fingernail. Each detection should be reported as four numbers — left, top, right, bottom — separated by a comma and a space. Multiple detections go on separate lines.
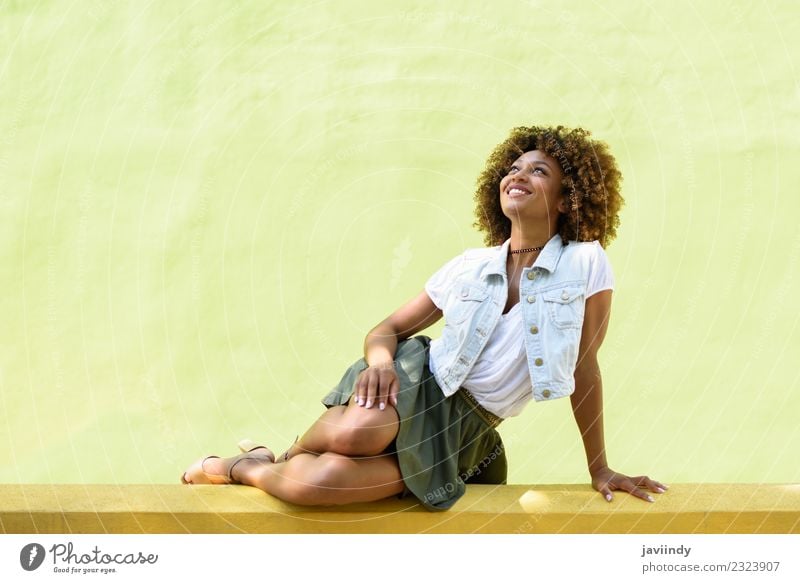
656, 487, 665, 493
357, 398, 363, 406
605, 494, 612, 502
647, 495, 654, 502
365, 400, 372, 408
379, 402, 385, 410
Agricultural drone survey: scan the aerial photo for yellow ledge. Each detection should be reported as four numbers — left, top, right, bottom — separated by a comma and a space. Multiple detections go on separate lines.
2, 483, 798, 534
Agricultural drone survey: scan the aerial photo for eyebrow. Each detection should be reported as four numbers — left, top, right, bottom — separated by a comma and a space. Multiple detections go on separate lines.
512, 159, 553, 169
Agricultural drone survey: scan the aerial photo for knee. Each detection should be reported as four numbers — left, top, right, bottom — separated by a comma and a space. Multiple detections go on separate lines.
329, 426, 364, 456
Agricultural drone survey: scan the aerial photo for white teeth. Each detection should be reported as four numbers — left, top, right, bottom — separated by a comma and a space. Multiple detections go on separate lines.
509, 188, 529, 195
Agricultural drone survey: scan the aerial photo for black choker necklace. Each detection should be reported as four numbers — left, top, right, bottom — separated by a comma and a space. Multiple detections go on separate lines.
509, 244, 544, 254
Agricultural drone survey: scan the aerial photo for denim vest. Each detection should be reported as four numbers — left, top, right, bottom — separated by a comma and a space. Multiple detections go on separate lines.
430, 233, 597, 403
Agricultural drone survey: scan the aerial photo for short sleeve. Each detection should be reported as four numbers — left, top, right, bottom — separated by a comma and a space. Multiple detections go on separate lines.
586, 241, 615, 299
424, 253, 465, 310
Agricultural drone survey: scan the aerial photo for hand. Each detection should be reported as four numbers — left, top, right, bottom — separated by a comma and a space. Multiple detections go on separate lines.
353, 362, 399, 410
590, 467, 669, 503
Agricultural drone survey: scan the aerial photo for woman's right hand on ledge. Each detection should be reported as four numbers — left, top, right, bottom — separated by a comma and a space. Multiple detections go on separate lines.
354, 362, 399, 410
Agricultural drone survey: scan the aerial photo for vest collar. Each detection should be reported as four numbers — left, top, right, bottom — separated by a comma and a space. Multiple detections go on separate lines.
482, 232, 566, 280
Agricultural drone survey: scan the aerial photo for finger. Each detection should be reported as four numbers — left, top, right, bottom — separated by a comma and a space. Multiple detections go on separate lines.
630, 475, 666, 495
357, 371, 374, 406
380, 371, 398, 410
600, 486, 614, 502
354, 376, 366, 406
389, 376, 399, 407
365, 371, 378, 408
643, 477, 668, 494
626, 483, 655, 503
377, 372, 392, 410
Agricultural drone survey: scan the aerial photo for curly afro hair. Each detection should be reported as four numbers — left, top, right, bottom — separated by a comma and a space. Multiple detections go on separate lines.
472, 124, 624, 248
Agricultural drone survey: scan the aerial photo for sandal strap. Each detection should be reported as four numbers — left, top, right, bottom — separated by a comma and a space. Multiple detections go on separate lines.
200, 455, 220, 474
227, 451, 275, 483
227, 457, 246, 483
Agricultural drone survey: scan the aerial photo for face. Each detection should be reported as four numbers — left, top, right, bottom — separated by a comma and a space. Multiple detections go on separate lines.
499, 149, 566, 225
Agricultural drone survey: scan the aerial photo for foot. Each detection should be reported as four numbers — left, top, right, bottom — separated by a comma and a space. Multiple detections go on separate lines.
181, 446, 275, 484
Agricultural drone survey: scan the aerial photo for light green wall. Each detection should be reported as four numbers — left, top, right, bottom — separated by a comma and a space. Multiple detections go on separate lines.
1, 1, 798, 487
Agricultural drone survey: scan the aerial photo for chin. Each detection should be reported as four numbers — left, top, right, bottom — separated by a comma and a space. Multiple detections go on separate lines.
501, 208, 529, 222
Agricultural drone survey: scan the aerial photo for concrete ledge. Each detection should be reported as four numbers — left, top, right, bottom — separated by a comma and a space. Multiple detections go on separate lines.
1, 484, 798, 534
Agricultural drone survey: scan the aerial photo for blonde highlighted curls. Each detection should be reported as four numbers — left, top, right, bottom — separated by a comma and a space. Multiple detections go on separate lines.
472, 125, 624, 248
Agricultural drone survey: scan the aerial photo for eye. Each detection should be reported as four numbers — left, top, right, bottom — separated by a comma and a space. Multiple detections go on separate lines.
507, 165, 518, 174
532, 167, 546, 175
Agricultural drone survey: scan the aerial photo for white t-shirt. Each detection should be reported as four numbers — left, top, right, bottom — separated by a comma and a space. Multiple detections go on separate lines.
425, 240, 615, 418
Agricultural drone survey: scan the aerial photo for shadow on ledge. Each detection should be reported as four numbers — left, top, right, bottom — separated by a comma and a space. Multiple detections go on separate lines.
2, 483, 798, 534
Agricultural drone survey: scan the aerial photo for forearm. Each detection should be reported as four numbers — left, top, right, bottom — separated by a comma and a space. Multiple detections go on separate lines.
570, 362, 609, 476
363, 322, 399, 367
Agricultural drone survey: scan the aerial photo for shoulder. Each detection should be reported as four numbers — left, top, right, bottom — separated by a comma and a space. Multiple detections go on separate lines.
557, 240, 611, 276
427, 244, 501, 284
437, 244, 501, 267
563, 239, 601, 255
462, 244, 501, 261
563, 239, 609, 260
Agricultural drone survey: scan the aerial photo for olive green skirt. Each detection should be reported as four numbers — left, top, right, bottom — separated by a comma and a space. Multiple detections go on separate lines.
320, 335, 507, 511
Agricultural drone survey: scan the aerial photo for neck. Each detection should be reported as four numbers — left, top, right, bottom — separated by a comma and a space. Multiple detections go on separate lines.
508, 221, 556, 273
509, 222, 556, 250
507, 223, 555, 268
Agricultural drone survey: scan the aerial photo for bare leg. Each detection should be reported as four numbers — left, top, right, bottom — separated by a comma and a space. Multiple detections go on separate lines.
205, 451, 405, 506
276, 395, 399, 462
184, 395, 407, 503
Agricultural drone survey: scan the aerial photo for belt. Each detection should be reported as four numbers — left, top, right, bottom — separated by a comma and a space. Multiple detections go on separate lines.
456, 387, 503, 428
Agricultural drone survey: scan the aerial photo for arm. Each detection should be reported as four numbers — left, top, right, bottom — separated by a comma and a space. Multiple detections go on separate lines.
363, 289, 443, 365
570, 289, 612, 477
571, 289, 668, 502
356, 290, 443, 408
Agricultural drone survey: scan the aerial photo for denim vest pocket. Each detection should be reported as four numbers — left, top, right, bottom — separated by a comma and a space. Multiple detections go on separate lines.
542, 285, 585, 330
446, 280, 489, 325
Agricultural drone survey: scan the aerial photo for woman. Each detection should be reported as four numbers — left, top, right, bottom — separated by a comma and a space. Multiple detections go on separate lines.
181, 124, 668, 511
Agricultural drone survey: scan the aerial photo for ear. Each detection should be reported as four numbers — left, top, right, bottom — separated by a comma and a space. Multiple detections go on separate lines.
557, 197, 568, 214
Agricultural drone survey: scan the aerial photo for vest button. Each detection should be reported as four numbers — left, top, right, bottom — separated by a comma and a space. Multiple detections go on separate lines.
527, 271, 536, 280
530, 325, 539, 334
542, 389, 551, 398
534, 357, 543, 366
561, 290, 569, 300
527, 295, 535, 303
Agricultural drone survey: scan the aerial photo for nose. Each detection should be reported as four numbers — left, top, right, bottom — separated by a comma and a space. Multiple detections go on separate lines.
508, 173, 530, 187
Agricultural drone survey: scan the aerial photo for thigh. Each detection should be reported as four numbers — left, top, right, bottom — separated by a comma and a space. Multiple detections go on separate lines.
339, 394, 400, 435
314, 396, 401, 458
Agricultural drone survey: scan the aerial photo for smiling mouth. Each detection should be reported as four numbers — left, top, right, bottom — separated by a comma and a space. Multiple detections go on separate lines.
507, 187, 531, 197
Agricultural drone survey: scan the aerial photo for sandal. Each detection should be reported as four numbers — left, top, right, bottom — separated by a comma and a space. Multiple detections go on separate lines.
181, 440, 275, 485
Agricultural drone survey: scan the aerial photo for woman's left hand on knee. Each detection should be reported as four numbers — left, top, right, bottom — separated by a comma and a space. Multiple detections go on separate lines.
354, 363, 400, 410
